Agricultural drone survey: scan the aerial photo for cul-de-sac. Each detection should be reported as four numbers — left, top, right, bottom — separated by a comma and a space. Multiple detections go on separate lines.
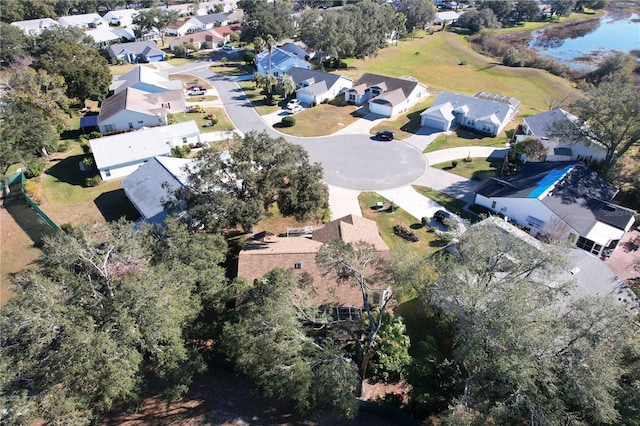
2, 1, 640, 424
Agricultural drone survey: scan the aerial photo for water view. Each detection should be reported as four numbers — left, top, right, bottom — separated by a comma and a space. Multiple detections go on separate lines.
529, 12, 640, 70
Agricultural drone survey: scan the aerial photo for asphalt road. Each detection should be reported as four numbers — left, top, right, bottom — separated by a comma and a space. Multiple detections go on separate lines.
173, 63, 427, 190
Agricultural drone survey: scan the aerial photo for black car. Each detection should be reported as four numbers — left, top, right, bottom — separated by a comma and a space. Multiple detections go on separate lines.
433, 209, 452, 224
375, 130, 394, 141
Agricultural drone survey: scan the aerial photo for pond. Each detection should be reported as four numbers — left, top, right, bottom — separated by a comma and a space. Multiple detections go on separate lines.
529, 12, 640, 70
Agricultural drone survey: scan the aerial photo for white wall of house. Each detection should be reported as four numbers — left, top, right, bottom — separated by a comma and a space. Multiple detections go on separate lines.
369, 101, 393, 117
99, 157, 161, 181
99, 110, 166, 133
474, 195, 552, 233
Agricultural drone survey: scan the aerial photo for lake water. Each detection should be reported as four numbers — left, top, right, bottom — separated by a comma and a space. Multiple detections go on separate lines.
529, 13, 640, 70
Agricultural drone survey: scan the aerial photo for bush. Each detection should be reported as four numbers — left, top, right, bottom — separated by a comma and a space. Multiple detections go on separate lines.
60, 223, 74, 234
84, 175, 101, 187
23, 179, 42, 204
88, 131, 102, 139
81, 142, 91, 154
421, 217, 430, 228
281, 116, 296, 127
469, 203, 493, 215
56, 141, 71, 152
82, 157, 96, 171
451, 160, 458, 168
393, 225, 419, 242
24, 159, 46, 179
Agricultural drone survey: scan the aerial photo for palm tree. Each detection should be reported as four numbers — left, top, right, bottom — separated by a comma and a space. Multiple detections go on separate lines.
277, 74, 296, 99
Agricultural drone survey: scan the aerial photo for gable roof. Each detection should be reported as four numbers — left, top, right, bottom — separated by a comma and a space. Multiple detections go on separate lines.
86, 28, 122, 44
312, 214, 389, 251
122, 156, 192, 224
279, 42, 309, 60
256, 47, 311, 74
422, 91, 519, 124
89, 121, 200, 170
11, 18, 58, 34
351, 73, 424, 99
287, 67, 352, 94
476, 162, 634, 233
523, 108, 575, 139
98, 87, 182, 122
172, 28, 225, 46
111, 65, 183, 94
58, 13, 105, 27
191, 13, 228, 25
108, 41, 164, 58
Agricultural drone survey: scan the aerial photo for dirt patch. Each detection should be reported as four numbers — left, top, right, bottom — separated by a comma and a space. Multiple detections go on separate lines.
171, 73, 213, 89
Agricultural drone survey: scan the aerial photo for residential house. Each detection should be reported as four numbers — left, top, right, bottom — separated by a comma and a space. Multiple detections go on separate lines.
256, 46, 312, 77
122, 156, 193, 224
109, 65, 183, 95
237, 214, 391, 307
517, 108, 606, 162
57, 13, 107, 29
199, 0, 240, 14
279, 42, 310, 61
104, 9, 139, 27
90, 121, 200, 181
97, 87, 186, 134
474, 161, 635, 257
107, 40, 165, 63
345, 73, 428, 117
214, 23, 241, 39
187, 13, 229, 31
165, 19, 201, 37
169, 29, 226, 51
10, 18, 58, 35
286, 67, 353, 106
434, 11, 460, 25
420, 91, 520, 136
86, 28, 128, 49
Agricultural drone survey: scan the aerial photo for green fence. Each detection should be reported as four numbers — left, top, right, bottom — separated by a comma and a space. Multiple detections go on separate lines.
2, 171, 60, 232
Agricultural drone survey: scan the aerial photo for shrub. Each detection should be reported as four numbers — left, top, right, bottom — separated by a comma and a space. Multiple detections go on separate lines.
393, 225, 419, 242
60, 223, 73, 233
23, 179, 42, 203
190, 105, 205, 113
82, 157, 96, 171
84, 175, 101, 187
81, 142, 91, 154
421, 217, 430, 228
281, 116, 296, 127
24, 159, 46, 179
451, 160, 458, 168
56, 141, 71, 152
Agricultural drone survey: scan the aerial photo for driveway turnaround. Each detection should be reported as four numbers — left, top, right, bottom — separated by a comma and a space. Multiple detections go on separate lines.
175, 66, 427, 190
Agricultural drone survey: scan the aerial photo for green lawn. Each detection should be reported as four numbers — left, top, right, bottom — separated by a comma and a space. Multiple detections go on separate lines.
358, 192, 449, 253
411, 185, 479, 223
339, 30, 579, 117
209, 61, 255, 77
276, 101, 360, 137
169, 107, 235, 133
424, 128, 512, 152
186, 95, 218, 103
432, 157, 504, 181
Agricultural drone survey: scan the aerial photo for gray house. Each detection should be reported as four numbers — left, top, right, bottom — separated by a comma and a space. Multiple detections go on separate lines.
122, 156, 192, 225
108, 41, 165, 63
286, 67, 353, 105
420, 91, 520, 136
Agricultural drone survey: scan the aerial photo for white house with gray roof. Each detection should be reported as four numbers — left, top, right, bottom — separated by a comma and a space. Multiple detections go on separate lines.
58, 13, 107, 29
90, 121, 200, 181
286, 67, 353, 106
420, 91, 520, 136
517, 108, 607, 162
122, 156, 193, 224
474, 162, 635, 257
11, 18, 58, 35
256, 47, 311, 77
345, 73, 428, 117
104, 9, 139, 27
109, 65, 183, 95
108, 41, 165, 63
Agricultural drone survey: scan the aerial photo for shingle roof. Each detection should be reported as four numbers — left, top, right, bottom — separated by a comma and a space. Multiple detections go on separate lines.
89, 121, 199, 170
423, 91, 518, 124
98, 87, 182, 122
352, 73, 423, 99
313, 214, 389, 252
523, 108, 573, 138
192, 13, 228, 25
122, 156, 192, 223
287, 67, 351, 95
110, 65, 182, 94
476, 162, 634, 233
108, 41, 163, 58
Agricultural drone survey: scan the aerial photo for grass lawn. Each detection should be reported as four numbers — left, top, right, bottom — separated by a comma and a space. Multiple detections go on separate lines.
424, 127, 512, 152
210, 61, 255, 77
186, 95, 218, 103
339, 30, 579, 117
276, 103, 360, 137
236, 81, 283, 115
412, 185, 479, 223
358, 192, 449, 253
171, 73, 213, 89
169, 107, 235, 133
432, 157, 504, 181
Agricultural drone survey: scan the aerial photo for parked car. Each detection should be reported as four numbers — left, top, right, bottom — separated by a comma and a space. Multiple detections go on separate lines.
187, 87, 206, 96
433, 209, 452, 224
375, 130, 394, 141
221, 44, 233, 51
287, 104, 303, 114
287, 99, 301, 110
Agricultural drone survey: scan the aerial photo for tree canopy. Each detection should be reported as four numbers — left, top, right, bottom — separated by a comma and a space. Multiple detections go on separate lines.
398, 0, 436, 33
414, 220, 638, 424
132, 7, 178, 46
172, 131, 329, 233
548, 78, 640, 167
0, 219, 228, 423
238, 0, 295, 43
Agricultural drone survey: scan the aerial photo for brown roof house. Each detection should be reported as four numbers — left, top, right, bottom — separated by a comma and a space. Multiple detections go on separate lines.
237, 215, 391, 308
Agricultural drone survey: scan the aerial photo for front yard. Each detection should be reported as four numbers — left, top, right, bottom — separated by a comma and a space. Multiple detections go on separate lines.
424, 128, 512, 152
432, 157, 504, 181
169, 107, 235, 133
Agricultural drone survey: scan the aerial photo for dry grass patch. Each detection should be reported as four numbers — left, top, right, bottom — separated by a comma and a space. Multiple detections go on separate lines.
170, 73, 212, 89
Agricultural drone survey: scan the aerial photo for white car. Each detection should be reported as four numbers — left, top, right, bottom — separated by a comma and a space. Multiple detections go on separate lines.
187, 87, 206, 96
286, 99, 301, 110
287, 104, 303, 114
